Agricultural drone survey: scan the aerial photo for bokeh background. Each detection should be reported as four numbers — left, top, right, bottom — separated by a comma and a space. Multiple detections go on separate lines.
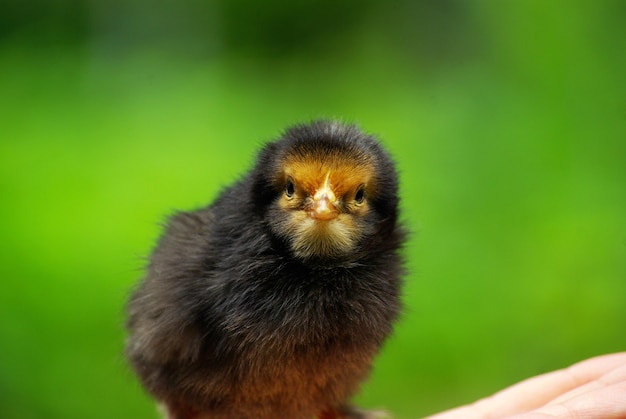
1, 0, 625, 418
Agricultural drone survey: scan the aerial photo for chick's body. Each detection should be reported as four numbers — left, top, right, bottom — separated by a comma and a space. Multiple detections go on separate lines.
126, 121, 406, 419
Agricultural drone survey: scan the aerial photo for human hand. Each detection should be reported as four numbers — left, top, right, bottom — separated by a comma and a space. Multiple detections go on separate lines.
426, 352, 626, 419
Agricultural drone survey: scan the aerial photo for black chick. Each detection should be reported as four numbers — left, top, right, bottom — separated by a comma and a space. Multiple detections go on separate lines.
126, 120, 406, 419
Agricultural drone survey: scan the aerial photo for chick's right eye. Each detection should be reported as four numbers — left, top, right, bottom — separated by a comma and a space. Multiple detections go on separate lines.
285, 179, 295, 197
354, 186, 366, 204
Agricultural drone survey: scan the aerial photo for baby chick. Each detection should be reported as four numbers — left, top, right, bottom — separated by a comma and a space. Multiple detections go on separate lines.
126, 120, 406, 419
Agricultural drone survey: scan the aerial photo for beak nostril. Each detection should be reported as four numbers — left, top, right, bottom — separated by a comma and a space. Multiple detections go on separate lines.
310, 196, 339, 220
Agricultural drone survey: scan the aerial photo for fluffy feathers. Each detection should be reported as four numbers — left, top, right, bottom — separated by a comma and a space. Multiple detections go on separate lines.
126, 121, 406, 419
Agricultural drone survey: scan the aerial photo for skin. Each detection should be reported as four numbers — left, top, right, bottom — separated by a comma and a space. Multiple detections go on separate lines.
427, 352, 626, 419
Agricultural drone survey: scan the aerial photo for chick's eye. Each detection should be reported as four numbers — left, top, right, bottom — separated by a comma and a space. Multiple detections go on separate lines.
285, 179, 295, 198
354, 186, 366, 204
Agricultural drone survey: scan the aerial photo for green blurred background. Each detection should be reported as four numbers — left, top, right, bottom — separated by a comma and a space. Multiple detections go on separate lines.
1, 1, 624, 418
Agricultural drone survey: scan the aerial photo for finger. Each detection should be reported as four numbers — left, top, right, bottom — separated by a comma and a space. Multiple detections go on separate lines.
545, 355, 626, 406
511, 379, 626, 419
556, 352, 626, 385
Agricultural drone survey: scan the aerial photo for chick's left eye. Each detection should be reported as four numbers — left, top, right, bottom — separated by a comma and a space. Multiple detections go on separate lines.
285, 179, 295, 197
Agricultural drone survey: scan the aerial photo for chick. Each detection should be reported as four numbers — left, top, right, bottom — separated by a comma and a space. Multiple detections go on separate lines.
126, 120, 406, 419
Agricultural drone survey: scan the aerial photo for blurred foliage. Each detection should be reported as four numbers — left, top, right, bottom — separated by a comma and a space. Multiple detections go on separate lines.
0, 1, 625, 418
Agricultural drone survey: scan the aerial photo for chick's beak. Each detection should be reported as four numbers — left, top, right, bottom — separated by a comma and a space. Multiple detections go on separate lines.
309, 175, 339, 221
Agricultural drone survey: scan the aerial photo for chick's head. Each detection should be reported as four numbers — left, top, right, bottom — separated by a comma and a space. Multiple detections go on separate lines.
251, 121, 400, 262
